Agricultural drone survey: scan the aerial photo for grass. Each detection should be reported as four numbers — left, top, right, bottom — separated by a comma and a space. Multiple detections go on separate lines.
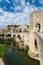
0, 44, 7, 57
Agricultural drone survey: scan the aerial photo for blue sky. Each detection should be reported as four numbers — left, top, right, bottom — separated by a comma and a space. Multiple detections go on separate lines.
0, 0, 43, 28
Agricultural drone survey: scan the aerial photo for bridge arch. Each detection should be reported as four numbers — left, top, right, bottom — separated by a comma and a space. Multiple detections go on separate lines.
35, 39, 38, 49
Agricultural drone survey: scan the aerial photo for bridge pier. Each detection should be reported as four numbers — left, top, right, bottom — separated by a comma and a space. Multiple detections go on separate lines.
28, 32, 39, 59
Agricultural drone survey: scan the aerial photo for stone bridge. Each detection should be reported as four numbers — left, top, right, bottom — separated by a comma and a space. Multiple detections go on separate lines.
34, 32, 43, 65
28, 32, 43, 65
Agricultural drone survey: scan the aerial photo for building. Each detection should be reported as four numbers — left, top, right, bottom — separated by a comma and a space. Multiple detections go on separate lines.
28, 11, 43, 59
0, 28, 5, 38
0, 26, 29, 49
30, 11, 43, 32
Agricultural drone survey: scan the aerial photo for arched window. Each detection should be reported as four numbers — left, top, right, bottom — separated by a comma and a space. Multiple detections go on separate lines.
13, 34, 15, 37
17, 35, 21, 39
19, 29, 21, 32
6, 34, 11, 37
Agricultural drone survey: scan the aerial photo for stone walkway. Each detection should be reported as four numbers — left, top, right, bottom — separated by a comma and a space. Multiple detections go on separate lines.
0, 58, 4, 65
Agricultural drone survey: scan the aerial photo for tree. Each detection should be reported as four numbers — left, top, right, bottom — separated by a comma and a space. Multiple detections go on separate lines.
24, 45, 29, 54
7, 24, 20, 28
6, 38, 16, 48
5, 38, 11, 47
9, 38, 16, 48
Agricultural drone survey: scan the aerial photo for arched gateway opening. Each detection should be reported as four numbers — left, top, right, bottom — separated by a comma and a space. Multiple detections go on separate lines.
35, 23, 41, 32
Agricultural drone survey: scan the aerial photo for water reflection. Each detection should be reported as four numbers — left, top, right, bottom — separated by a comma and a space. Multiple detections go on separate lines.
4, 48, 25, 65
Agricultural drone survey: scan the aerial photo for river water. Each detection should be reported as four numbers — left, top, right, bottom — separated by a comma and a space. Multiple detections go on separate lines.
4, 48, 26, 65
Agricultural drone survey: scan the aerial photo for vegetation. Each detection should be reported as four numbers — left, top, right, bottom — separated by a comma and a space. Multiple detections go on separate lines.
0, 37, 17, 49
5, 38, 16, 48
0, 38, 5, 44
7, 24, 20, 27
0, 34, 4, 36
24, 25, 29, 27
24, 45, 29, 54
0, 45, 7, 57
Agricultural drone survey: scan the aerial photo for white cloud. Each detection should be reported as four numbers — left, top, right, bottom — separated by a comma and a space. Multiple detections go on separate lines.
39, 0, 43, 4
15, 6, 22, 11
0, 0, 39, 28
13, 0, 25, 10
32, 0, 35, 3
26, 2, 30, 6
21, 0, 25, 6
14, 0, 19, 3
0, 0, 2, 2
5, 0, 11, 3
39, 6, 43, 10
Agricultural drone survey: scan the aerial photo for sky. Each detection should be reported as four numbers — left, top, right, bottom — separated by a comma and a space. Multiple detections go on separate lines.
0, 0, 43, 28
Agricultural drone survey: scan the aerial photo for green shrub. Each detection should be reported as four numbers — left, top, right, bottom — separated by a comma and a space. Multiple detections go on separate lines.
0, 45, 7, 57
24, 45, 29, 54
